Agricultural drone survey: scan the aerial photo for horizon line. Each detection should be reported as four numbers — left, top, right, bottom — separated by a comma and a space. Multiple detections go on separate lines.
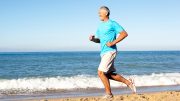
0, 50, 180, 53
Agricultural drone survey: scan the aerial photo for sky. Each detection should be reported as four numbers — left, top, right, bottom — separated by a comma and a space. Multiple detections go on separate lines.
0, 0, 180, 52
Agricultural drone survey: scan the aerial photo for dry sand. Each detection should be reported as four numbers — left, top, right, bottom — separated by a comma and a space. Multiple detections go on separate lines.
27, 91, 180, 101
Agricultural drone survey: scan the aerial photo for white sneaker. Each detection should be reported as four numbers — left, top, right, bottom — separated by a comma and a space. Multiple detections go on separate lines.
102, 94, 113, 99
128, 78, 136, 93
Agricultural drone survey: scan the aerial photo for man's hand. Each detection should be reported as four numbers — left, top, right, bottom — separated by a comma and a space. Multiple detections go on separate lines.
106, 31, 128, 47
106, 42, 115, 47
89, 35, 95, 41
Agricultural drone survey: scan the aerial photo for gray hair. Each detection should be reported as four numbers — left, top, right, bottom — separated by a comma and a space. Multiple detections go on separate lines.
100, 6, 110, 16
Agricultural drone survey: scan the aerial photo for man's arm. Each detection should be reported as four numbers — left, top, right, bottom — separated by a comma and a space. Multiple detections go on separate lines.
106, 31, 128, 47
89, 35, 100, 43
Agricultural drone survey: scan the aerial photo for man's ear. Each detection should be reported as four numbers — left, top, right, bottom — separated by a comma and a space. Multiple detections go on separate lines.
106, 11, 109, 16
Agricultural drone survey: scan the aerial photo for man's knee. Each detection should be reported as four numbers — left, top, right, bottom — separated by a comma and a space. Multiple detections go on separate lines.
98, 70, 105, 77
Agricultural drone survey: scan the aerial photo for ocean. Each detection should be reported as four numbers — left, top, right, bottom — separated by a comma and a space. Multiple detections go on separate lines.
0, 51, 180, 95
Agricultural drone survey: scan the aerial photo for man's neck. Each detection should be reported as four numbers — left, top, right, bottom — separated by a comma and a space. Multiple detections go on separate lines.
103, 17, 109, 22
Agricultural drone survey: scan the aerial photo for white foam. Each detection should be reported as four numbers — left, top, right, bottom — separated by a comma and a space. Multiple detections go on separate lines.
0, 73, 180, 93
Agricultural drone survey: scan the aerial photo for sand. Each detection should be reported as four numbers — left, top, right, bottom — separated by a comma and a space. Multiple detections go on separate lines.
27, 91, 180, 101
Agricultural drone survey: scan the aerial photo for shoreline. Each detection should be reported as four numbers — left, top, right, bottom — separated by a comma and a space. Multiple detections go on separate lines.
1, 85, 180, 101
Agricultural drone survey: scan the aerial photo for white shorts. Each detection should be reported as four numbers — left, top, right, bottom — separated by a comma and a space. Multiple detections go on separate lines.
98, 51, 117, 74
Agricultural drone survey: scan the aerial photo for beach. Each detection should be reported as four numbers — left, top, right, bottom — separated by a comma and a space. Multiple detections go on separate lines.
1, 0, 180, 100
24, 91, 180, 101
1, 85, 179, 101
0, 51, 180, 101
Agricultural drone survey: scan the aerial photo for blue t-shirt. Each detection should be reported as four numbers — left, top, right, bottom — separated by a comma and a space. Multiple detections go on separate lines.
95, 19, 124, 56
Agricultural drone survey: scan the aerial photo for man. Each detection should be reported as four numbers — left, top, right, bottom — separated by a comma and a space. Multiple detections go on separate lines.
89, 6, 136, 99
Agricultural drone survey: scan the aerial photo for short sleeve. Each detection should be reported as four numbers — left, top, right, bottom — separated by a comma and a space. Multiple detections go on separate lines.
95, 29, 100, 38
113, 21, 124, 35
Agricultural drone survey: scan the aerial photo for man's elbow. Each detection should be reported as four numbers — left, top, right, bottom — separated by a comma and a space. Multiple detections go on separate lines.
126, 33, 128, 37
123, 31, 128, 37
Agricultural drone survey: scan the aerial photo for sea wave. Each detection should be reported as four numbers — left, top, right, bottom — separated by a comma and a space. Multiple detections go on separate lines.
0, 73, 180, 94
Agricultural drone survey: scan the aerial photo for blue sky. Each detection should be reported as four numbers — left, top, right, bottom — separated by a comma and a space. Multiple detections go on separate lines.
0, 0, 180, 52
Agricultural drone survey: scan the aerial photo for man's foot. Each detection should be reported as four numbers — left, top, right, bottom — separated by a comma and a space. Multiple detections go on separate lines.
102, 93, 113, 99
127, 78, 136, 93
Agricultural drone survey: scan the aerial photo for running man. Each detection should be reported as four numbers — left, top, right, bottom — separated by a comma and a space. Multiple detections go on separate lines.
89, 6, 136, 99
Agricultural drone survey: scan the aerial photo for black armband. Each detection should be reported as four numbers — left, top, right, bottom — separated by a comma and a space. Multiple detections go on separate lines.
92, 37, 100, 43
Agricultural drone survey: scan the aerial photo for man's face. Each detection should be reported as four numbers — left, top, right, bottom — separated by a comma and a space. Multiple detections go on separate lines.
98, 9, 108, 21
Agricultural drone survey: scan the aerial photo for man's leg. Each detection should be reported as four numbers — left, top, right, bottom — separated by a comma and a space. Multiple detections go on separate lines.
97, 51, 117, 95
98, 70, 112, 95
106, 72, 131, 86
106, 72, 136, 93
